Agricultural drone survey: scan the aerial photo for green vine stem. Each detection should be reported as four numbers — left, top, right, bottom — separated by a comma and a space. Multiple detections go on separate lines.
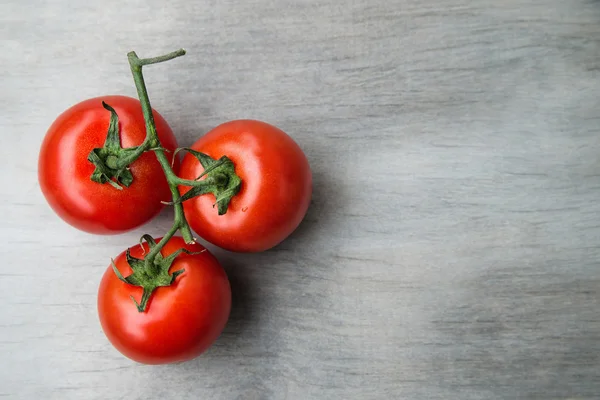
127, 49, 195, 266
89, 49, 242, 311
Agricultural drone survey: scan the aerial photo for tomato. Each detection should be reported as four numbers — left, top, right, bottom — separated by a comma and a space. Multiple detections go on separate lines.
178, 120, 312, 252
97, 236, 231, 364
38, 95, 179, 234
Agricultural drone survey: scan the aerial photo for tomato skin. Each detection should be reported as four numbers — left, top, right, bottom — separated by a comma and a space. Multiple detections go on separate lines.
97, 237, 231, 364
38, 95, 179, 234
179, 120, 312, 252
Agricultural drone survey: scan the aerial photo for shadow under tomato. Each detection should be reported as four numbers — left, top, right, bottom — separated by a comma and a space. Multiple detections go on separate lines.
222, 258, 256, 334
167, 143, 346, 365
271, 167, 345, 251
156, 252, 261, 370
203, 254, 259, 353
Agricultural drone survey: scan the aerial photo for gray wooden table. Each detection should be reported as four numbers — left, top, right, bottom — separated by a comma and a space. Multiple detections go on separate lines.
2, 0, 599, 399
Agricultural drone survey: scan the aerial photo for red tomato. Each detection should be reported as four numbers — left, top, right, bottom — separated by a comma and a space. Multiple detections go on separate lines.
97, 236, 231, 364
38, 95, 178, 234
178, 120, 312, 252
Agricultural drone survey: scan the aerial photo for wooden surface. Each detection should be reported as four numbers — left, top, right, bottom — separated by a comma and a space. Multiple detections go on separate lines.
2, 0, 600, 399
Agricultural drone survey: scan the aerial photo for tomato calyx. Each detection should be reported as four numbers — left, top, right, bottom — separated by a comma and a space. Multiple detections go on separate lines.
169, 148, 242, 215
111, 234, 204, 312
87, 102, 149, 190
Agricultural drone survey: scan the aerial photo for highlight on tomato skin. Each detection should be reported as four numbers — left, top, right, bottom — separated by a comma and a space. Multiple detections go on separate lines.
38, 95, 179, 235
97, 237, 231, 365
179, 119, 313, 253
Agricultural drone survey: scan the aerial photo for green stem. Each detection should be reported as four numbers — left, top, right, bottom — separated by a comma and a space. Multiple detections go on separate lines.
134, 49, 186, 66
126, 49, 194, 264
109, 48, 243, 312
154, 148, 194, 241
143, 220, 179, 275
127, 51, 163, 147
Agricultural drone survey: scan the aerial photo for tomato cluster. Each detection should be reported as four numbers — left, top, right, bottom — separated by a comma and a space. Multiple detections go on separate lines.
38, 50, 312, 364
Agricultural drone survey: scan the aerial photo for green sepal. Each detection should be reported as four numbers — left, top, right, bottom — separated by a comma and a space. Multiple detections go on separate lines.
176, 184, 214, 203
112, 235, 205, 312
139, 234, 157, 248
172, 148, 242, 215
185, 148, 219, 173
130, 290, 152, 312
111, 259, 128, 283
171, 269, 185, 280
87, 102, 141, 189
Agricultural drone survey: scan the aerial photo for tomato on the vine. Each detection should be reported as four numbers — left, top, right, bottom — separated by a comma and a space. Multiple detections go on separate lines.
38, 95, 179, 234
178, 119, 312, 252
97, 236, 231, 364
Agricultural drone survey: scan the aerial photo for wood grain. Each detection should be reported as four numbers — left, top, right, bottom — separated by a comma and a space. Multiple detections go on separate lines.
1, 0, 600, 398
